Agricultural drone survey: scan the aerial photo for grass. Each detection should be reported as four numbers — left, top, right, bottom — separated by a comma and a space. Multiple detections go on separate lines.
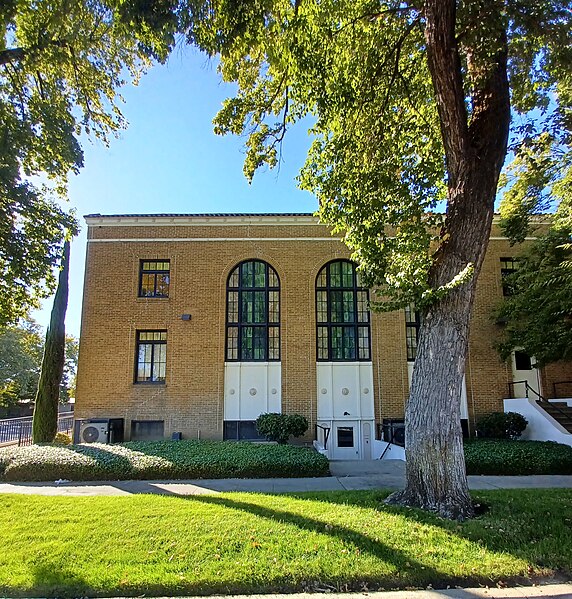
0, 440, 330, 481
0, 489, 571, 597
464, 439, 572, 475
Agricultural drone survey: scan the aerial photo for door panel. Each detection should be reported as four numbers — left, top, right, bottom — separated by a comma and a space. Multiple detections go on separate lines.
332, 420, 360, 459
511, 350, 541, 398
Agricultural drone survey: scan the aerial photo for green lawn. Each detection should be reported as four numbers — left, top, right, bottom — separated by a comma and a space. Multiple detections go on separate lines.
1, 489, 571, 597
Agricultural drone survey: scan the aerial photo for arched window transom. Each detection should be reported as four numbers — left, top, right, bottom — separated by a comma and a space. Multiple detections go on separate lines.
226, 260, 280, 361
316, 260, 371, 361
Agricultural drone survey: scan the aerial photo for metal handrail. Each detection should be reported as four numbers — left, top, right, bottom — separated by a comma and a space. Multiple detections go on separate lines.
315, 424, 330, 450
553, 380, 572, 399
509, 380, 572, 423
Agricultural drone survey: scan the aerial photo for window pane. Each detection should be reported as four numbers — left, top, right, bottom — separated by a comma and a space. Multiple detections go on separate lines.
268, 267, 279, 288
241, 262, 254, 287
331, 291, 343, 322
227, 291, 239, 323
155, 274, 169, 297
515, 350, 532, 370
341, 261, 353, 288
140, 274, 154, 297
329, 261, 341, 287
153, 344, 167, 381
242, 292, 254, 323
404, 303, 415, 323
268, 326, 279, 360
343, 327, 356, 360
253, 327, 266, 360
229, 267, 239, 288
241, 327, 254, 360
317, 326, 328, 360
254, 291, 266, 323
331, 327, 343, 359
357, 291, 368, 322
358, 327, 370, 360
337, 427, 354, 448
227, 327, 238, 360
317, 267, 327, 288
342, 291, 355, 322
406, 326, 418, 361
317, 290, 327, 322
254, 261, 266, 287
268, 291, 279, 323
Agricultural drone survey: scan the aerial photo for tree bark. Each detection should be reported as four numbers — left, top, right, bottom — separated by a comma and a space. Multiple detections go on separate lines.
32, 241, 70, 443
386, 0, 510, 519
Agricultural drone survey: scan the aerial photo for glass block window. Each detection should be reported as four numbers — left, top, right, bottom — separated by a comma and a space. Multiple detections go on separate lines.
316, 260, 371, 361
404, 303, 420, 362
135, 331, 167, 383
226, 260, 280, 361
500, 257, 519, 296
139, 260, 170, 297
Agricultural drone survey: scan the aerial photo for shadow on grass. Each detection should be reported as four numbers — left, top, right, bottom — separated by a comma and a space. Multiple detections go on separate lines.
3, 490, 571, 598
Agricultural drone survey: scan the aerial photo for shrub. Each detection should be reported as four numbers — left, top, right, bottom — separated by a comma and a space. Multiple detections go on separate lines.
256, 413, 308, 444
53, 432, 72, 445
0, 439, 329, 482
476, 411, 528, 439
464, 439, 572, 475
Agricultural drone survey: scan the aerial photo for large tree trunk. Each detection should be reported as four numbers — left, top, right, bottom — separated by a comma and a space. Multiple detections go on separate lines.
32, 241, 70, 443
386, 0, 510, 519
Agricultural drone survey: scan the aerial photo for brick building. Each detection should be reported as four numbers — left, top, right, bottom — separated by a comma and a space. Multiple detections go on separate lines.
74, 213, 571, 458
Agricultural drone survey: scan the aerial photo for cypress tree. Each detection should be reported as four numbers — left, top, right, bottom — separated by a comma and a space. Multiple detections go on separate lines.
32, 240, 70, 443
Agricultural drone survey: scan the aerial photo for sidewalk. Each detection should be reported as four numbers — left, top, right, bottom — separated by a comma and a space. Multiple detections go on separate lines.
1, 460, 572, 496
159, 587, 572, 599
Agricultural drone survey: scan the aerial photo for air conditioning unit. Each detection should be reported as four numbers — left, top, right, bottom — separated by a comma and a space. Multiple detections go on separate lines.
75, 418, 124, 444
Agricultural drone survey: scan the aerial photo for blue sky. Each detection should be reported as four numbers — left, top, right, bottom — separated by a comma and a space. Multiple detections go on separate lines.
33, 46, 317, 337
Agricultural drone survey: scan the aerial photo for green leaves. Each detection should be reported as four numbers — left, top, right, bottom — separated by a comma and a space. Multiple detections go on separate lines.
495, 228, 572, 367
1, 0, 164, 325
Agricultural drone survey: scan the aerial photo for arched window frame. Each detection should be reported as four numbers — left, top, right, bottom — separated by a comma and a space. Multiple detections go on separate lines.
226, 260, 280, 362
316, 260, 371, 361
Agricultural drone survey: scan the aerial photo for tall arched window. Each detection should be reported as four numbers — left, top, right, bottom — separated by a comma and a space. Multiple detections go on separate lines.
316, 260, 370, 361
226, 260, 280, 361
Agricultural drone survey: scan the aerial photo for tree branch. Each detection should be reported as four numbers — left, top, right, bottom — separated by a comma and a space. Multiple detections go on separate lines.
0, 38, 69, 66
423, 0, 468, 184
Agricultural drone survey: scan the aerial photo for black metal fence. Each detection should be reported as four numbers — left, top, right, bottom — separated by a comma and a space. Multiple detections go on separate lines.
0, 412, 74, 446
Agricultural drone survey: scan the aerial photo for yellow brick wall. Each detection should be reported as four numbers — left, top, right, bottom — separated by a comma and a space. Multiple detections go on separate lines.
75, 216, 572, 440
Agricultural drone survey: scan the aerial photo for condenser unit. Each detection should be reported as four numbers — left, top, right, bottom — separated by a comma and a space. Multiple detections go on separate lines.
75, 418, 124, 444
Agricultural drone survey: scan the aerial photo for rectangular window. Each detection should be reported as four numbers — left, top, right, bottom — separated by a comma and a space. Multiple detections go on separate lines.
131, 420, 164, 441
500, 257, 518, 296
135, 331, 167, 383
139, 261, 170, 298
404, 303, 420, 362
337, 427, 354, 448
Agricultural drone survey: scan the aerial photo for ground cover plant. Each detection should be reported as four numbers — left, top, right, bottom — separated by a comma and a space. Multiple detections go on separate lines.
465, 439, 572, 475
0, 440, 329, 482
0, 489, 570, 597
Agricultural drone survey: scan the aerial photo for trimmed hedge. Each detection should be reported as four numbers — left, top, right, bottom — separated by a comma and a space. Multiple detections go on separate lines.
465, 439, 572, 475
0, 440, 330, 482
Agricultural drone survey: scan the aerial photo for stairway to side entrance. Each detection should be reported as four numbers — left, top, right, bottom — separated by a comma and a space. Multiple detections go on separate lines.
539, 401, 572, 433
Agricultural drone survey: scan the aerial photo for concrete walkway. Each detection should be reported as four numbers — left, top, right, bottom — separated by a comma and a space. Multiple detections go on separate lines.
1, 460, 572, 496
149, 588, 572, 599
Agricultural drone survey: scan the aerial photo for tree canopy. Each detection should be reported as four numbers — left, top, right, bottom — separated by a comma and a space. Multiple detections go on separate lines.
0, 317, 77, 413
0, 0, 177, 325
168, 0, 572, 518
179, 0, 571, 307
